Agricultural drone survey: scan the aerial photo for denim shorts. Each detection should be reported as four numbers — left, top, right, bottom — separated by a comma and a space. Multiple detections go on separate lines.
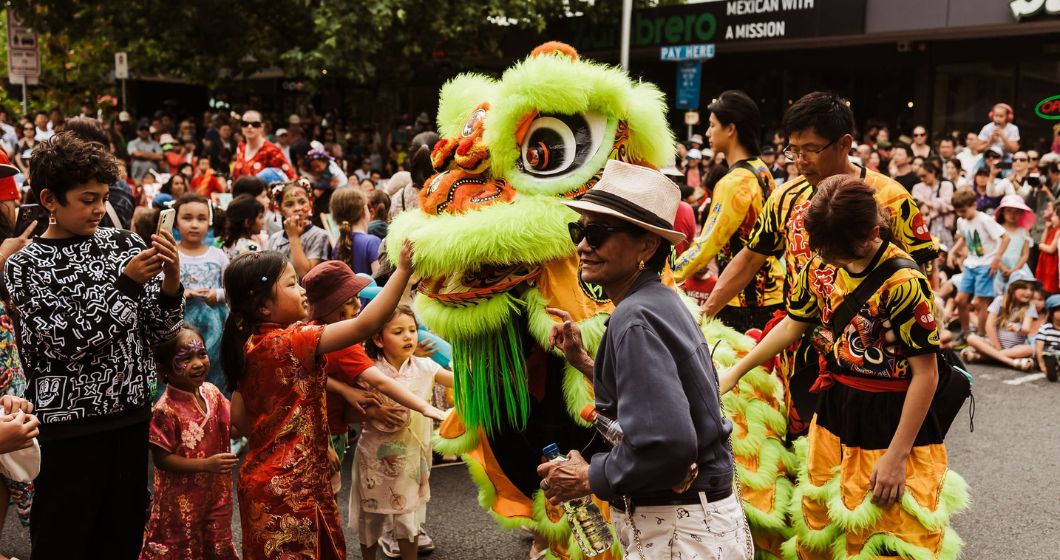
958, 265, 996, 298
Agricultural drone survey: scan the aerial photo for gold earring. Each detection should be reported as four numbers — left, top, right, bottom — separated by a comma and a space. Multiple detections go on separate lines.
638, 260, 645, 271
48, 213, 56, 225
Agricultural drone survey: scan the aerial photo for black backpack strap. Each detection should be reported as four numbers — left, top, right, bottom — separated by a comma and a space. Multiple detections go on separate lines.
730, 160, 770, 199
832, 254, 919, 338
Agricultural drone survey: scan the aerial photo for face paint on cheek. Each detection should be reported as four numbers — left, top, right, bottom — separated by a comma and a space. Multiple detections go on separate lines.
171, 339, 207, 375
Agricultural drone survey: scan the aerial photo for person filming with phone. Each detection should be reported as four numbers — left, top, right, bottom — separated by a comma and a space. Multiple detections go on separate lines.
2, 132, 186, 558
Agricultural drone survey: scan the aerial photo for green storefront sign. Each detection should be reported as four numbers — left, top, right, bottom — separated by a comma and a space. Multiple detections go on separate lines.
556, 0, 864, 52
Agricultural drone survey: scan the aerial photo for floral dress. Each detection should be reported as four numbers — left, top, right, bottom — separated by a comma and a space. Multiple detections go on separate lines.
349, 356, 440, 544
238, 322, 345, 560
141, 382, 238, 560
0, 302, 31, 527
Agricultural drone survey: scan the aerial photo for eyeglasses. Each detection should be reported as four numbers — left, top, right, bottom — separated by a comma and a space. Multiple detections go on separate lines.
1013, 157, 1028, 162
782, 138, 838, 162
241, 120, 263, 128
568, 221, 632, 249
913, 132, 927, 137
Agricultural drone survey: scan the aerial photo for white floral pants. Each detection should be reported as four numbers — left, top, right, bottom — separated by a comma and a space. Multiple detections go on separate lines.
611, 493, 751, 560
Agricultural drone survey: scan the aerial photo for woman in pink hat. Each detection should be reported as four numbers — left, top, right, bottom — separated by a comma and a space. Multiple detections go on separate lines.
994, 194, 1035, 294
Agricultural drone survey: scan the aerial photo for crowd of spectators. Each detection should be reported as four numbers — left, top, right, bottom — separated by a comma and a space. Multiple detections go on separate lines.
675, 101, 1060, 379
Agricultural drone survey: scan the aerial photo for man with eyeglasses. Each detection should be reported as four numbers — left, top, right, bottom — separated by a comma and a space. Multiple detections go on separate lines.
231, 110, 297, 181
701, 91, 937, 439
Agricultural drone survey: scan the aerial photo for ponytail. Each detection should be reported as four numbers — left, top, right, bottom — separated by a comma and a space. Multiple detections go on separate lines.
329, 186, 367, 265
335, 220, 354, 264
219, 251, 289, 392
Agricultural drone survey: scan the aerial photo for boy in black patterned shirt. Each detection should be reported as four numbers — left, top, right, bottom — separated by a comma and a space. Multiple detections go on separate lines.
3, 132, 184, 558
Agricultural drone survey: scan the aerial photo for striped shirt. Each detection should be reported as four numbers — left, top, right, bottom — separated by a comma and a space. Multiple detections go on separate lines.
1036, 322, 1060, 352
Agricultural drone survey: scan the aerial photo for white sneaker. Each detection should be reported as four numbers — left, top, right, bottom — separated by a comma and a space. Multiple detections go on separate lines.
379, 528, 435, 557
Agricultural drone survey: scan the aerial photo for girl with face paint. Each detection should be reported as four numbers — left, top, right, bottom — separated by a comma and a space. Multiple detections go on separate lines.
141, 327, 239, 560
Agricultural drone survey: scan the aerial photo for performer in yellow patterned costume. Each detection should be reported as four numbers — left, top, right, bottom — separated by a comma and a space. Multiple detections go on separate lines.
673, 90, 785, 334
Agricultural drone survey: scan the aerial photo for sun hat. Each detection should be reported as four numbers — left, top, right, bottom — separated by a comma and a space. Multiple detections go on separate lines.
995, 194, 1035, 229
303, 261, 372, 321
561, 159, 685, 245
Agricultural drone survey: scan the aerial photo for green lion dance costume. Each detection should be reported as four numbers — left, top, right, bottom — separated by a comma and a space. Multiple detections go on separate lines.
387, 43, 964, 560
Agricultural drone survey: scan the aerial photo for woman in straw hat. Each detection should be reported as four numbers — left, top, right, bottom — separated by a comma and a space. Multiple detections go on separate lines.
536, 160, 752, 559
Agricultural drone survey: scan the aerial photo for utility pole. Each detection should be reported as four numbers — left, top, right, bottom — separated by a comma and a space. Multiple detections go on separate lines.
620, 0, 632, 71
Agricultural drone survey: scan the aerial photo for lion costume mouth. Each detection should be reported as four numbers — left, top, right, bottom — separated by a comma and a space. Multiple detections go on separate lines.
418, 263, 542, 307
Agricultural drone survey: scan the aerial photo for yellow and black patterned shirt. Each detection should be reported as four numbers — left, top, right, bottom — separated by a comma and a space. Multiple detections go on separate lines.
747, 166, 937, 298
673, 158, 783, 307
787, 242, 940, 380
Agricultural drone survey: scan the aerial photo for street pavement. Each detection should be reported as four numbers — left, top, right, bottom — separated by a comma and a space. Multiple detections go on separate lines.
0, 361, 1057, 559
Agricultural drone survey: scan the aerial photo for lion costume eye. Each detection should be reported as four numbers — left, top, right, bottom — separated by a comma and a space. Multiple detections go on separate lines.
462, 108, 487, 137
518, 112, 606, 179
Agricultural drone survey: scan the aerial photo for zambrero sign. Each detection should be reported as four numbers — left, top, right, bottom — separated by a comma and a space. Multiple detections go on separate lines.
1010, 0, 1060, 20
1036, 94, 1060, 121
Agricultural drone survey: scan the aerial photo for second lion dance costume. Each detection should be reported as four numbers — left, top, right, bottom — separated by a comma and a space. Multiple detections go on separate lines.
388, 43, 968, 559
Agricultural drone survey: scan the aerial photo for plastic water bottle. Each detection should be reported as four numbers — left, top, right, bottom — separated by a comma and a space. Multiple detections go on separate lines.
542, 443, 613, 557
580, 405, 623, 445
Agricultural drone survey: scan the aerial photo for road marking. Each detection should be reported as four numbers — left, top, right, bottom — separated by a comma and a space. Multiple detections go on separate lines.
1003, 373, 1046, 385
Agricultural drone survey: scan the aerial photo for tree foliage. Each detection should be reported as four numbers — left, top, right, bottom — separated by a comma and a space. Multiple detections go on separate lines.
0, 0, 676, 115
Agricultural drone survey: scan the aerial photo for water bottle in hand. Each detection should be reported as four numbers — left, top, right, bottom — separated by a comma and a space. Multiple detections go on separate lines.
542, 443, 613, 556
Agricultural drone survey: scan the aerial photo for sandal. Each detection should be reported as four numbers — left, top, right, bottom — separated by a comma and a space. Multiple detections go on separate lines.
960, 347, 979, 363
1014, 358, 1035, 371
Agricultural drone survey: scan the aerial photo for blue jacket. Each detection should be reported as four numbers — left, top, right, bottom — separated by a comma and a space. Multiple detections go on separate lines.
587, 272, 734, 501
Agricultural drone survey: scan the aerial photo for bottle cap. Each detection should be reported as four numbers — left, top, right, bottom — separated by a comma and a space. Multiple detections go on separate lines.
542, 443, 560, 456
579, 404, 597, 423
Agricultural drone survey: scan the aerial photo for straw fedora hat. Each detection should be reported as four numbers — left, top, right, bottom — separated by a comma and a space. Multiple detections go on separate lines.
562, 160, 685, 245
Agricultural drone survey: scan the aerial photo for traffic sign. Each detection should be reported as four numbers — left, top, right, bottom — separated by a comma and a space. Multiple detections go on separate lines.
115, 52, 128, 80
6, 11, 40, 85
660, 43, 715, 62
675, 61, 702, 110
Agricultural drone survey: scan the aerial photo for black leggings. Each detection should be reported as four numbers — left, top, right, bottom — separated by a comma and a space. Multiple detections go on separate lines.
31, 421, 149, 560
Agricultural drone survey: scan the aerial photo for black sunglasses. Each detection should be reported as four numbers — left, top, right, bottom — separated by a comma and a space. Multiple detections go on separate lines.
568, 221, 632, 249
241, 120, 263, 128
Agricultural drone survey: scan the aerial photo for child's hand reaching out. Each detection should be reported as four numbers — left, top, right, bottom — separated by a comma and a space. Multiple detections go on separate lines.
422, 405, 447, 423
343, 386, 383, 415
